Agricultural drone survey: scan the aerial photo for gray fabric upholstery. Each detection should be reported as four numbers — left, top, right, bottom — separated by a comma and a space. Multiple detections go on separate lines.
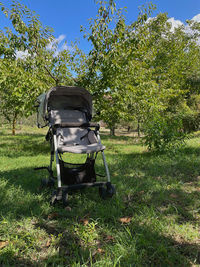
57, 128, 89, 146
88, 130, 98, 144
46, 86, 92, 116
49, 110, 87, 125
36, 86, 92, 128
56, 127, 105, 154
58, 143, 105, 154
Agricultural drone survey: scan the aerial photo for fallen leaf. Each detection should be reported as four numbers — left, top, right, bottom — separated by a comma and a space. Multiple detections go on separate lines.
0, 241, 9, 249
185, 182, 193, 185
95, 240, 101, 245
46, 238, 51, 247
97, 248, 105, 254
65, 206, 72, 212
104, 235, 115, 242
138, 190, 144, 195
92, 247, 105, 256
119, 217, 132, 224
80, 218, 89, 225
170, 194, 178, 199
48, 213, 59, 219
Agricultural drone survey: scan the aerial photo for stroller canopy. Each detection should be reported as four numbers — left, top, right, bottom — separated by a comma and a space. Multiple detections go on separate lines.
37, 86, 92, 127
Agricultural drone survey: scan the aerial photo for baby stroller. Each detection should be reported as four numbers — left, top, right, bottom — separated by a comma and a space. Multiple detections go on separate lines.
35, 86, 115, 205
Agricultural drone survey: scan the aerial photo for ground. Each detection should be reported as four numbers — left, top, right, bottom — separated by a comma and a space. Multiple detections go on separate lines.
0, 125, 200, 266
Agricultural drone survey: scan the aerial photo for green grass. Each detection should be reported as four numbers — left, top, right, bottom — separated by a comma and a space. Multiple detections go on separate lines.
0, 125, 200, 266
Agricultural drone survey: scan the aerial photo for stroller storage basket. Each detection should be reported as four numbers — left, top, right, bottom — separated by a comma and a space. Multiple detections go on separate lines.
59, 158, 96, 185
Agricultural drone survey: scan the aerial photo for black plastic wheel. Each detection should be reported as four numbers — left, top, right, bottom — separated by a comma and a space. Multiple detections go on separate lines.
106, 183, 116, 198
62, 190, 69, 206
99, 186, 107, 199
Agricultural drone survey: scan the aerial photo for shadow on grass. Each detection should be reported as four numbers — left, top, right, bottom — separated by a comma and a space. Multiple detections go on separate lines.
0, 166, 44, 193
2, 141, 200, 217
119, 223, 200, 266
0, 166, 50, 220
1, 132, 200, 265
32, 218, 200, 266
0, 132, 45, 137
111, 144, 200, 182
0, 252, 36, 267
0, 133, 50, 157
1, 159, 200, 266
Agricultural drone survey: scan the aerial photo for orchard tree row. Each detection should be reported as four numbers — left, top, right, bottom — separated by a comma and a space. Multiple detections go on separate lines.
0, 1, 74, 134
77, 1, 200, 150
0, 0, 200, 151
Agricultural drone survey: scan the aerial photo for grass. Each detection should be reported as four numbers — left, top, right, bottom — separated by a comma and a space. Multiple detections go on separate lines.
0, 125, 200, 266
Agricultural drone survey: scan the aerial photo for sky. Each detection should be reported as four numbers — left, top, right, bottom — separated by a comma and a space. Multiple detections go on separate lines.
0, 0, 200, 53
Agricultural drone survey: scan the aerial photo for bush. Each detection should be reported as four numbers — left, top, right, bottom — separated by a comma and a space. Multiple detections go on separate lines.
143, 112, 187, 152
182, 112, 200, 133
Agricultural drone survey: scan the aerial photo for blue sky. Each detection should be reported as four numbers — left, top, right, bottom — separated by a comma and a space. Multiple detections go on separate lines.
0, 0, 200, 53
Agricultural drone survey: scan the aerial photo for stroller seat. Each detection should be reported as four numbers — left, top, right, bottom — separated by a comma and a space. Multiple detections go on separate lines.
49, 110, 105, 154
58, 143, 105, 154
56, 127, 105, 154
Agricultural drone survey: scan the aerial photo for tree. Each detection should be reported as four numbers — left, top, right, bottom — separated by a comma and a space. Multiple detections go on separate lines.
0, 57, 52, 134
0, 1, 75, 134
0, 1, 53, 134
76, 0, 200, 149
76, 1, 163, 135
140, 14, 200, 150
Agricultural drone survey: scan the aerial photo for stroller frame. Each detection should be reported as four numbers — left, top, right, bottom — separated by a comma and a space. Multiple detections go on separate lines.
35, 86, 115, 205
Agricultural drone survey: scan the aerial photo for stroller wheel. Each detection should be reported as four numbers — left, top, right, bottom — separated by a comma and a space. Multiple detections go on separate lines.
106, 183, 116, 198
99, 186, 107, 199
62, 190, 69, 206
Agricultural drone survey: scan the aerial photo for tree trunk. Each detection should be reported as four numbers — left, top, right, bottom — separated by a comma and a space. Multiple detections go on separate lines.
12, 113, 17, 135
137, 120, 140, 137
110, 126, 115, 136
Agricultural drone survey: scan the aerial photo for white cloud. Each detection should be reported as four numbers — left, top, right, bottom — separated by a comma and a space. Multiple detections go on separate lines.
186, 13, 200, 45
61, 43, 73, 51
191, 14, 200, 22
146, 17, 155, 23
15, 34, 71, 59
146, 16, 183, 32
146, 13, 200, 46
46, 34, 72, 55
16, 50, 29, 59
15, 34, 68, 59
167, 17, 183, 32
46, 34, 66, 50
56, 34, 66, 43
